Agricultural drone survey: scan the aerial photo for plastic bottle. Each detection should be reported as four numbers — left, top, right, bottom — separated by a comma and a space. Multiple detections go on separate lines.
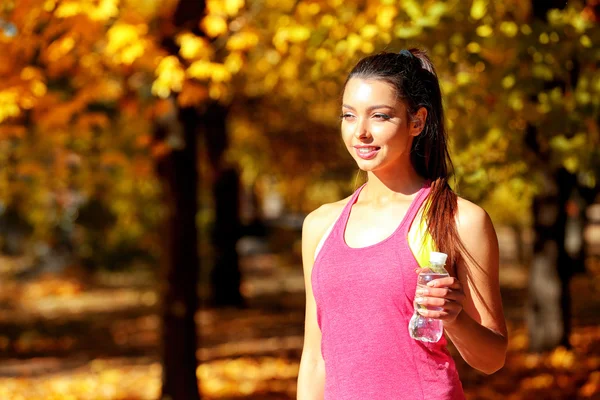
408, 251, 449, 343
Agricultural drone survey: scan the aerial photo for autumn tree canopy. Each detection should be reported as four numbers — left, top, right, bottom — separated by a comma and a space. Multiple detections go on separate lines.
0, 0, 598, 247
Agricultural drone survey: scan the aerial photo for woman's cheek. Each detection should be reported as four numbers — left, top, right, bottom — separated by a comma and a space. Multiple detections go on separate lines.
341, 126, 354, 144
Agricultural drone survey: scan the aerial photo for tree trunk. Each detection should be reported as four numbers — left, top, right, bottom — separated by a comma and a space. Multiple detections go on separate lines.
203, 104, 245, 307
156, 106, 201, 400
525, 0, 576, 353
527, 168, 576, 351
154, 2, 207, 398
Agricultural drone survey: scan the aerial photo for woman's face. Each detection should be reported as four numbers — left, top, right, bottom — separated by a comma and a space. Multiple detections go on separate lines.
341, 78, 424, 173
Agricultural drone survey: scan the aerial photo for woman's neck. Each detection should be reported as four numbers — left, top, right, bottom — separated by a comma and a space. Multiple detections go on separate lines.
362, 164, 425, 203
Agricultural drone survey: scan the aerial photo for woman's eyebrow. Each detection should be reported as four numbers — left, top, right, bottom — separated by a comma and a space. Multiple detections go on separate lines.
342, 104, 395, 112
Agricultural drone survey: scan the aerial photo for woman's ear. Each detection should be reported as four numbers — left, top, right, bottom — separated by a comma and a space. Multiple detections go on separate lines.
410, 107, 428, 137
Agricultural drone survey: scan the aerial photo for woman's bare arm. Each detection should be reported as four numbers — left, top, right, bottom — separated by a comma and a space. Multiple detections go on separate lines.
415, 198, 508, 374
443, 199, 508, 374
297, 204, 340, 399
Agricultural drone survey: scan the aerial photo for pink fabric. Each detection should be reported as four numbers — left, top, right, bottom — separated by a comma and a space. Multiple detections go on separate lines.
312, 182, 465, 399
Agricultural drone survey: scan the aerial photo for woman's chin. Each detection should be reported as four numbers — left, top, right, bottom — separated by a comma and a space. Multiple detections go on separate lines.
351, 151, 386, 171
355, 161, 379, 172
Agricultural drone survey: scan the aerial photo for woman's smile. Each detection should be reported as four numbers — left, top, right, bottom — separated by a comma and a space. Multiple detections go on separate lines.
354, 145, 381, 159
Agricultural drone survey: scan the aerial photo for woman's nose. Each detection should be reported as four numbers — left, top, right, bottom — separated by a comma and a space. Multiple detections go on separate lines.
354, 119, 371, 140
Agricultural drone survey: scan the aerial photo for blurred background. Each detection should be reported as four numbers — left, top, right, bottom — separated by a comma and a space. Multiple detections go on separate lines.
0, 0, 599, 399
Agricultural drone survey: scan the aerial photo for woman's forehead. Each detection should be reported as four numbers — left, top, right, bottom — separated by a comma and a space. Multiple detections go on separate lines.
343, 78, 402, 107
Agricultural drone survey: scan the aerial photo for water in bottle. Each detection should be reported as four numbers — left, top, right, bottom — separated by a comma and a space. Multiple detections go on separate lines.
409, 252, 449, 343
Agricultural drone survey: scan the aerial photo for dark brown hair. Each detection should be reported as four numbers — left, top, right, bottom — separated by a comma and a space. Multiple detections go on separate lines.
344, 48, 465, 270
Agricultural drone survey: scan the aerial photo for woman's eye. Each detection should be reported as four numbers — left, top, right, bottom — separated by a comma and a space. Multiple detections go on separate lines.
373, 113, 391, 120
340, 113, 355, 120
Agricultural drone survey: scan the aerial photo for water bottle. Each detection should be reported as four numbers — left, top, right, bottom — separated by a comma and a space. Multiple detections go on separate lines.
409, 251, 449, 343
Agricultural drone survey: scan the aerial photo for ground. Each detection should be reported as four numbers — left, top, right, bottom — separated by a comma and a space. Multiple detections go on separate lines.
0, 226, 599, 399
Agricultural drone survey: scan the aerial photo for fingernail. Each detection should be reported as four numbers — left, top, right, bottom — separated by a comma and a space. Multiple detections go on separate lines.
415, 297, 424, 304
427, 281, 436, 287
416, 289, 428, 295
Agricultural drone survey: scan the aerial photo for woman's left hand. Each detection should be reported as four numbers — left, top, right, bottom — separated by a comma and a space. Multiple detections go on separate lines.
415, 276, 465, 325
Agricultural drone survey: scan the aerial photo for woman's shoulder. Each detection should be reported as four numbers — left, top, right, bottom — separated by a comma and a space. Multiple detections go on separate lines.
303, 195, 352, 237
301, 195, 353, 264
455, 196, 497, 241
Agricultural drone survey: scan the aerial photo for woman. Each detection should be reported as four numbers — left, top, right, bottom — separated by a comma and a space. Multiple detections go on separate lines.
297, 49, 508, 399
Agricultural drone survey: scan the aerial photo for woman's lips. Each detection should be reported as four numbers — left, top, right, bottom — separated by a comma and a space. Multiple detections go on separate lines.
354, 146, 380, 160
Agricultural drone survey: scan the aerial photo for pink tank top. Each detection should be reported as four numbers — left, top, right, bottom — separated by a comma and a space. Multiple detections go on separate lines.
312, 182, 465, 399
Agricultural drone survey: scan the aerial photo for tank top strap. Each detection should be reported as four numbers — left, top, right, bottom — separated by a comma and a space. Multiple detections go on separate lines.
331, 183, 367, 238
398, 180, 432, 234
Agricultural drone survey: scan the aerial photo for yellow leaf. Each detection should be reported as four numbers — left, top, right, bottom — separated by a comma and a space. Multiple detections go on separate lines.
44, 0, 57, 12
581, 35, 592, 48
152, 56, 185, 98
224, 0, 245, 16
187, 60, 212, 80
402, 0, 423, 20
105, 23, 148, 65
280, 60, 297, 80
320, 14, 335, 28
209, 82, 227, 100
227, 31, 259, 51
500, 21, 518, 37
178, 33, 211, 60
211, 64, 232, 82
576, 90, 591, 105
470, 0, 487, 20
121, 42, 145, 65
476, 25, 493, 37
521, 374, 554, 390
0, 89, 20, 123
225, 52, 244, 73
201, 15, 228, 38
394, 25, 422, 39
346, 33, 362, 53
361, 42, 374, 54
88, 0, 119, 21
502, 75, 515, 89
55, 0, 118, 21
20, 66, 41, 81
47, 36, 75, 62
466, 42, 481, 53
428, 3, 447, 18
55, 2, 83, 18
508, 91, 524, 110
30, 81, 47, 97
360, 24, 378, 40
314, 48, 329, 61
456, 72, 470, 86
549, 346, 575, 369
532, 64, 553, 80
287, 26, 310, 43
376, 6, 397, 29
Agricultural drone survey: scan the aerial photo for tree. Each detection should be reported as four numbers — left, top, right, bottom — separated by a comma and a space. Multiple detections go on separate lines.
524, 0, 599, 351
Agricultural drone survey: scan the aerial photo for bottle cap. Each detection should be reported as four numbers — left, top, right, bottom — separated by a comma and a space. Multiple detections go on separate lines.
429, 252, 448, 265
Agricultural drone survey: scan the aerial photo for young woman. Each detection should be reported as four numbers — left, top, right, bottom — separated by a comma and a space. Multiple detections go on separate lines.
297, 49, 508, 399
